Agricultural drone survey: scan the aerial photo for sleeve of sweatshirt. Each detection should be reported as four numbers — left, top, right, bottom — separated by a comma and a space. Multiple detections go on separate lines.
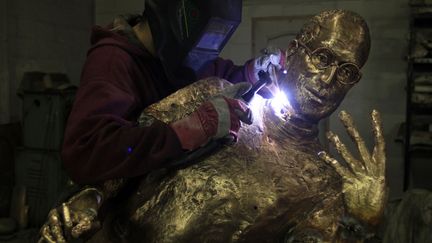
196, 57, 257, 85
197, 57, 275, 98
62, 45, 184, 185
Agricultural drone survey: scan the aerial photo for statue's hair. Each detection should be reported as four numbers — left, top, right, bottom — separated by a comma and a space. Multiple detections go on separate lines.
296, 10, 371, 66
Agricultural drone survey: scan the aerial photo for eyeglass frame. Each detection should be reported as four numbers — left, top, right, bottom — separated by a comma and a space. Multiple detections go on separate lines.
285, 39, 362, 85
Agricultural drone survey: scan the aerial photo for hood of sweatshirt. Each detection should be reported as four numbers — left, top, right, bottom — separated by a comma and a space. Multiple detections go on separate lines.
89, 14, 153, 59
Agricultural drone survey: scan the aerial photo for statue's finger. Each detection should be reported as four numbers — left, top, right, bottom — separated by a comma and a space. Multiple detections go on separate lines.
371, 109, 386, 175
70, 209, 80, 223
318, 151, 352, 178
62, 203, 73, 238
327, 131, 365, 172
71, 216, 93, 238
48, 209, 66, 243
71, 208, 98, 238
39, 224, 56, 243
339, 110, 372, 169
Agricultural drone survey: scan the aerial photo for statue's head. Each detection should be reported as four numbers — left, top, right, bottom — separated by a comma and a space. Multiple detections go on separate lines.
280, 10, 370, 123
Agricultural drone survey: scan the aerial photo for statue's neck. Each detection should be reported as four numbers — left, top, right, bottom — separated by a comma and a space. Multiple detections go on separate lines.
263, 107, 320, 146
281, 115, 319, 141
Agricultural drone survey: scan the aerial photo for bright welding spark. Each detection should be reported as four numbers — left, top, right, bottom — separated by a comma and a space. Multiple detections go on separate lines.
248, 94, 266, 115
246, 87, 292, 121
270, 90, 291, 117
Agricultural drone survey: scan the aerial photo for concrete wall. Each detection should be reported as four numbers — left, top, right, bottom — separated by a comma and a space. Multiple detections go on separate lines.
93, 0, 408, 198
0, 0, 94, 123
95, 0, 143, 25
0, 0, 10, 124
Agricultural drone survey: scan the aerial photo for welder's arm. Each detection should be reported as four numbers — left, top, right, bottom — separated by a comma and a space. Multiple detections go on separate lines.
62, 45, 187, 184
170, 82, 252, 151
197, 49, 285, 98
318, 110, 388, 240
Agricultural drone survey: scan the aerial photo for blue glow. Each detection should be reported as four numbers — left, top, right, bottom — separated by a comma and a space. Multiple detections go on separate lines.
127, 147, 133, 154
283, 69, 288, 74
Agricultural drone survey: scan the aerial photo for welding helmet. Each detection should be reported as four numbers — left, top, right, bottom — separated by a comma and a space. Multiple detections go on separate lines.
144, 0, 242, 81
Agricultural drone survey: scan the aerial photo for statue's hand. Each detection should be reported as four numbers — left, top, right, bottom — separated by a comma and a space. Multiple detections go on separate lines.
318, 110, 387, 225
38, 188, 103, 243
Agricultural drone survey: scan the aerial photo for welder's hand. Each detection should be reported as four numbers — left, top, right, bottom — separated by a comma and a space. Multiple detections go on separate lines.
170, 82, 252, 151
38, 188, 103, 243
247, 47, 286, 98
318, 110, 387, 226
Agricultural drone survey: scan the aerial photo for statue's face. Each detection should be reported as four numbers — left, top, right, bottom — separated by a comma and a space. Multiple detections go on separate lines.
280, 14, 369, 122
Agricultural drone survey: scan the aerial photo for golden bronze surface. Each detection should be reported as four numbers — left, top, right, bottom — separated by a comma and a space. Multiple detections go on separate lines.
283, 10, 371, 123
39, 9, 387, 243
86, 78, 344, 242
39, 188, 103, 242
90, 82, 385, 242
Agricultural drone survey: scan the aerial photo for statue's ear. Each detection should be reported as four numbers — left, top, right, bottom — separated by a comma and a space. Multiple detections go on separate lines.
297, 21, 321, 44
285, 40, 299, 59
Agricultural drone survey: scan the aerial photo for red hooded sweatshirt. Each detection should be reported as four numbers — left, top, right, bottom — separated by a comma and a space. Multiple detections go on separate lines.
62, 23, 254, 184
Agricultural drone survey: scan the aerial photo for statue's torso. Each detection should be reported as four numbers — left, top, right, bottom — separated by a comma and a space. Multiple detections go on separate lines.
123, 143, 343, 243
91, 78, 345, 243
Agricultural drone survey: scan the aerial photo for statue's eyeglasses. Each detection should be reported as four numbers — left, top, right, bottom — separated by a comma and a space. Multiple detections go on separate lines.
286, 39, 362, 85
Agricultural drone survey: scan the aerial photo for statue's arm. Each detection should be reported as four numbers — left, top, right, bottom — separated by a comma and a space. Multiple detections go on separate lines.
38, 179, 126, 242
318, 110, 387, 241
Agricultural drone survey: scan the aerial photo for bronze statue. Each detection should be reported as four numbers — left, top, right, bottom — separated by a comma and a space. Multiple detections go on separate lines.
39, 9, 387, 242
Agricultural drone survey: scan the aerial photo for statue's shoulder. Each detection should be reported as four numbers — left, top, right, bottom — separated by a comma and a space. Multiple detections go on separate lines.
140, 77, 232, 124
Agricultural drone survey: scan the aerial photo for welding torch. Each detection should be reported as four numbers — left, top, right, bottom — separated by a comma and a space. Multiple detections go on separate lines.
241, 70, 272, 103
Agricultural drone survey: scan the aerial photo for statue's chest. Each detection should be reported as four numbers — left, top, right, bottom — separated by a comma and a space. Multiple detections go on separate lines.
126, 136, 340, 243
222, 143, 332, 199
166, 143, 323, 220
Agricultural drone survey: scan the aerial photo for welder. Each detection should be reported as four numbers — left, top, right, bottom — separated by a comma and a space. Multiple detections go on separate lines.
62, 0, 285, 185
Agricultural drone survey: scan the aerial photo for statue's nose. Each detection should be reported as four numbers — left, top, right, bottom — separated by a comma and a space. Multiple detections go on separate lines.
320, 65, 337, 86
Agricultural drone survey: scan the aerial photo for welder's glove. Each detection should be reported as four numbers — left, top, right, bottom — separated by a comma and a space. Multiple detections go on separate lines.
247, 47, 286, 98
170, 82, 252, 151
